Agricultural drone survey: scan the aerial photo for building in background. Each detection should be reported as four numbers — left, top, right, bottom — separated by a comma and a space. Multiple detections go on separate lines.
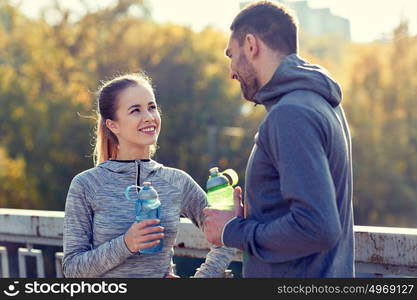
240, 0, 351, 40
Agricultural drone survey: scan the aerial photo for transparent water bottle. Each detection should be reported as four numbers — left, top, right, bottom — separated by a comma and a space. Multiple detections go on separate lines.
124, 181, 163, 254
206, 167, 238, 210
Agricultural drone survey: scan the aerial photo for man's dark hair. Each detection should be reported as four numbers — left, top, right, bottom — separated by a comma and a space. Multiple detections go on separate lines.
230, 1, 299, 55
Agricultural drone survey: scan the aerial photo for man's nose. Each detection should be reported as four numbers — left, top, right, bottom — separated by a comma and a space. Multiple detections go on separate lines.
230, 71, 238, 81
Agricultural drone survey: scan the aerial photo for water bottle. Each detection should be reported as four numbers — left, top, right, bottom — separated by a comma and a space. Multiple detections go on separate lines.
206, 167, 238, 210
124, 181, 163, 254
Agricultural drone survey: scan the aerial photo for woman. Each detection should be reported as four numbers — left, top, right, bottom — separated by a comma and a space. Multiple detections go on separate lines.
63, 73, 235, 277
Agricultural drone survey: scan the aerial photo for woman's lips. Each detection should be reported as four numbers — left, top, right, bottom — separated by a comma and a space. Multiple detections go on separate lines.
139, 126, 157, 135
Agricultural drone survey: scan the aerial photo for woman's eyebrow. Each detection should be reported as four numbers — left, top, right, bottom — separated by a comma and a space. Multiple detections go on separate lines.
128, 101, 156, 110
128, 104, 141, 110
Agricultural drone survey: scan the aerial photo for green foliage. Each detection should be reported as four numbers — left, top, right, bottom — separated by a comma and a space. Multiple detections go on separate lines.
0, 1, 416, 228
0, 0, 246, 209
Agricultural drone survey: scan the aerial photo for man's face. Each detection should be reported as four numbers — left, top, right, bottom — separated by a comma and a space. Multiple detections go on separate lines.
225, 36, 261, 101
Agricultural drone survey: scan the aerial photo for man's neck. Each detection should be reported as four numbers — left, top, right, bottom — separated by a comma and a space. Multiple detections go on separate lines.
258, 52, 286, 88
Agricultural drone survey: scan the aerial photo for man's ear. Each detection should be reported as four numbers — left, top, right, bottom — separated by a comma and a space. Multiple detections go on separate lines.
244, 34, 259, 60
106, 119, 119, 135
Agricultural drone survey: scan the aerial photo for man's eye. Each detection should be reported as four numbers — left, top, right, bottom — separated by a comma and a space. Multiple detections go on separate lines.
131, 108, 140, 113
149, 105, 157, 110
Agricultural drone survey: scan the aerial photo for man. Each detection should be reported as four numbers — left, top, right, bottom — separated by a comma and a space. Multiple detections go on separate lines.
203, 0, 354, 277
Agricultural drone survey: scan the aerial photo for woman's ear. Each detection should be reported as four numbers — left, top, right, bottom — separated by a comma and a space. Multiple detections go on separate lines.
106, 119, 119, 135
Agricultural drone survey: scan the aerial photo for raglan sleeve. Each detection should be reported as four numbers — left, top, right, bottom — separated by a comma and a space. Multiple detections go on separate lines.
62, 174, 133, 277
179, 171, 237, 278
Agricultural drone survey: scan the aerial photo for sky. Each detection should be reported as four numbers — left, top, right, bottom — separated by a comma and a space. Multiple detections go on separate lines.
11, 0, 417, 42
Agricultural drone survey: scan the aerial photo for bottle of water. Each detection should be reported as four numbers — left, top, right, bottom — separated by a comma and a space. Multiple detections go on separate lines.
206, 167, 238, 210
124, 181, 163, 254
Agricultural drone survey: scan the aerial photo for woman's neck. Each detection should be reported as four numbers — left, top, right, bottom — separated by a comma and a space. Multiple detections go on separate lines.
115, 145, 150, 161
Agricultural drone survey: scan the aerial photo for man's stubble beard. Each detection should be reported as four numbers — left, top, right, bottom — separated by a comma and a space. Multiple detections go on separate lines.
238, 53, 261, 103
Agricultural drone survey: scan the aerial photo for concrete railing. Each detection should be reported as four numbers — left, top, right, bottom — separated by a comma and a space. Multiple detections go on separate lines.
0, 208, 417, 277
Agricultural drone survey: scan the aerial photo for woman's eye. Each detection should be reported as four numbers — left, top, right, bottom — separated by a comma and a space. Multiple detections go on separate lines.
131, 108, 140, 113
149, 105, 157, 110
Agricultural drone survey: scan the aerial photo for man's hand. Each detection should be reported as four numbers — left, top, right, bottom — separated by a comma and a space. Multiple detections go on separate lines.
233, 186, 244, 217
203, 186, 243, 246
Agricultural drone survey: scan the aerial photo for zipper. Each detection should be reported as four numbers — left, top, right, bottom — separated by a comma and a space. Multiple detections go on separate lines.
135, 160, 157, 192
135, 161, 140, 193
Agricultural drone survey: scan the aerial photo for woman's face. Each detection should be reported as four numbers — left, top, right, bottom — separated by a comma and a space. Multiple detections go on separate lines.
106, 84, 161, 155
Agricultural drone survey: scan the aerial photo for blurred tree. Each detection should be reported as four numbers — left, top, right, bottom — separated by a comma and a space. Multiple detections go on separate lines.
0, 147, 38, 208
0, 1, 416, 228
343, 20, 417, 227
0, 0, 247, 209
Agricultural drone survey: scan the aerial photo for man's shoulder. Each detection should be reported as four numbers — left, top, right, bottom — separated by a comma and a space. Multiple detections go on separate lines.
275, 90, 325, 109
268, 90, 334, 121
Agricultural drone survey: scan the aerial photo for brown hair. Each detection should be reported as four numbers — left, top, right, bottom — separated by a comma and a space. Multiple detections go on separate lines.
93, 73, 154, 165
230, 1, 299, 55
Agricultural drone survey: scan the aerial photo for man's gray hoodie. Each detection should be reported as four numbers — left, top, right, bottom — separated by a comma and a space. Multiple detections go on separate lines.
222, 54, 354, 277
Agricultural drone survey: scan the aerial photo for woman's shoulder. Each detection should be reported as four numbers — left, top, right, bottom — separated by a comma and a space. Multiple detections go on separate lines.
157, 165, 197, 188
158, 165, 189, 182
160, 165, 190, 177
70, 166, 104, 190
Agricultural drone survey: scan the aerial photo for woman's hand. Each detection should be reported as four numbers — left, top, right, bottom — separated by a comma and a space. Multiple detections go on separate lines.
124, 219, 164, 252
164, 273, 180, 278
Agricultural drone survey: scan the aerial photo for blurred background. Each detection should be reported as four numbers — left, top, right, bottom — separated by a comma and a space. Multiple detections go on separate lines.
0, 0, 416, 230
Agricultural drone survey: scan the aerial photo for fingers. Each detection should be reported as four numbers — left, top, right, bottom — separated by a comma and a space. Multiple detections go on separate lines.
125, 220, 165, 252
234, 186, 242, 206
164, 273, 180, 278
140, 225, 164, 235
234, 185, 242, 199
135, 219, 160, 229
137, 225, 164, 242
140, 239, 162, 250
141, 232, 164, 242
234, 186, 244, 217
132, 220, 164, 237
127, 230, 164, 252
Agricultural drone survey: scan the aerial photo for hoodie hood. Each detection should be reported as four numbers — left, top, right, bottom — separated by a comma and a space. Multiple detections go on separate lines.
253, 54, 342, 110
98, 159, 163, 177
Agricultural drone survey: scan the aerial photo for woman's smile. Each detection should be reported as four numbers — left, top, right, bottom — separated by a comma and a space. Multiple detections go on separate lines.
139, 125, 157, 135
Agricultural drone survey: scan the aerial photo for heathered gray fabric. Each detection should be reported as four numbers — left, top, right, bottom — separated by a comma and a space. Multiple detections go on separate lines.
63, 159, 235, 278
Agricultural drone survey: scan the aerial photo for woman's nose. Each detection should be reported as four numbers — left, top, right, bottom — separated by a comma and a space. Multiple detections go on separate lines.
143, 110, 155, 122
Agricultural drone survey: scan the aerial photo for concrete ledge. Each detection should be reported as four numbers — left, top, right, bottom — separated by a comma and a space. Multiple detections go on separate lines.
1, 209, 417, 276
0, 209, 64, 246
354, 225, 417, 276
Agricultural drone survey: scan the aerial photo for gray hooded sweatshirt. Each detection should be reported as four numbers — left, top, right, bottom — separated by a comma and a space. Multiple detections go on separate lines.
63, 159, 235, 277
222, 54, 354, 277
